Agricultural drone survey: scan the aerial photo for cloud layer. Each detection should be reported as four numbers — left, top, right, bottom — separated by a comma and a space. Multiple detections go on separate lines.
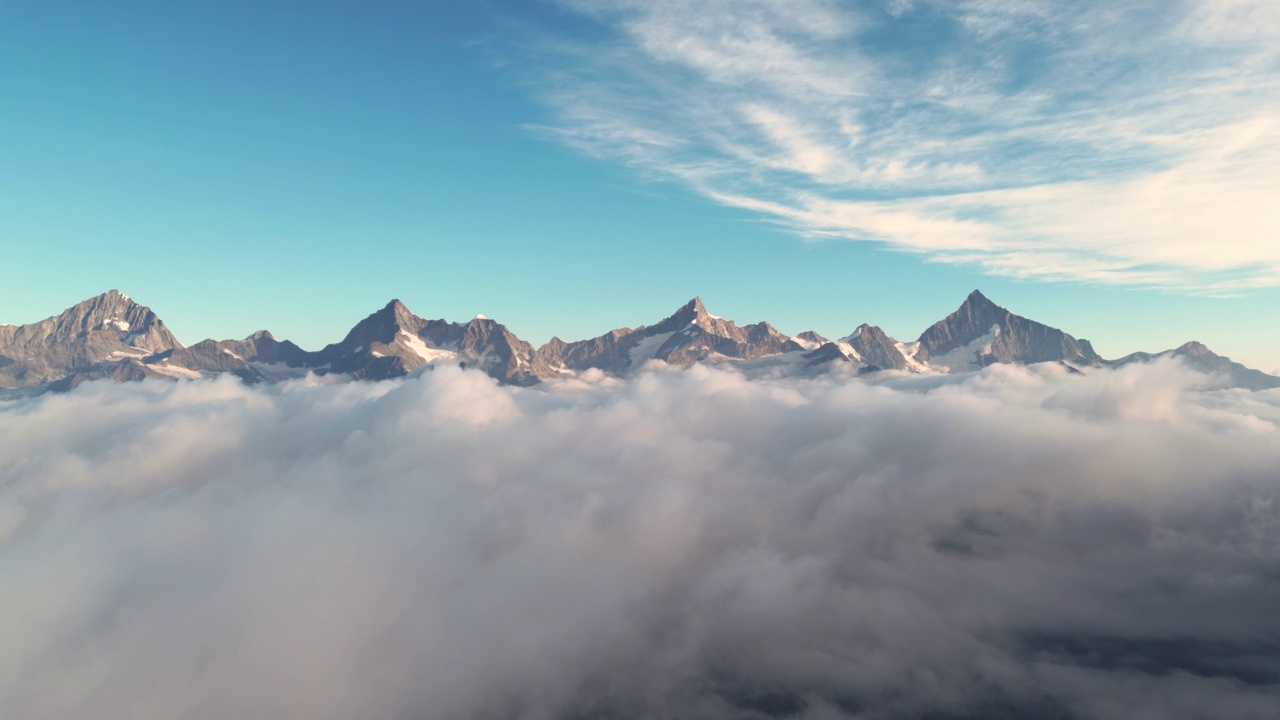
1, 363, 1280, 719
503, 0, 1280, 290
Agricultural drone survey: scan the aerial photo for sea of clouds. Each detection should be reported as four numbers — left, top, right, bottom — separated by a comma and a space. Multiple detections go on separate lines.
1, 360, 1278, 719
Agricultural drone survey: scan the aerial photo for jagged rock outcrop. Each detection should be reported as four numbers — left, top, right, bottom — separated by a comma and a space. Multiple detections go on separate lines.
915, 290, 1102, 371
791, 330, 830, 350
169, 330, 311, 381
840, 324, 915, 371
3, 289, 1276, 393
802, 342, 853, 368
537, 297, 804, 373
0, 290, 182, 387
307, 300, 551, 386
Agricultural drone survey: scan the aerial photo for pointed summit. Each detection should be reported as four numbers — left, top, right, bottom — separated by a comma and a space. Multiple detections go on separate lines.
667, 296, 710, 325
917, 291, 1100, 370
966, 288, 991, 302
0, 290, 181, 388
380, 298, 416, 321
840, 323, 914, 371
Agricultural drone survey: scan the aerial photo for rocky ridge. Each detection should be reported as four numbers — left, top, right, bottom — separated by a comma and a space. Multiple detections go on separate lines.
1, 290, 1275, 394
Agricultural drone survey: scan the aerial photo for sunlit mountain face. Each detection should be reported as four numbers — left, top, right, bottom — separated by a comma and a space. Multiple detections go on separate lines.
3, 290, 1276, 395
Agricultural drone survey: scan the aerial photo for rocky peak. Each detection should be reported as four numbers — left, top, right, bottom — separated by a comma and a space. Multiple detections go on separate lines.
0, 291, 182, 387
917, 290, 1100, 368
795, 330, 829, 346
337, 299, 423, 348
665, 297, 709, 326
1175, 341, 1211, 357
843, 323, 913, 371
382, 299, 419, 325
962, 289, 1000, 310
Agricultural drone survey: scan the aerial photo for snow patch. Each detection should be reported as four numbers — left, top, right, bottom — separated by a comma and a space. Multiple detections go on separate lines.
628, 331, 678, 368
149, 362, 203, 379
790, 335, 820, 351
928, 325, 1000, 372
400, 331, 458, 364
833, 342, 864, 362
894, 341, 926, 371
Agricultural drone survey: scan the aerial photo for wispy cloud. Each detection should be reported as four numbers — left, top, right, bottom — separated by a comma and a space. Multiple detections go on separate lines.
501, 0, 1280, 289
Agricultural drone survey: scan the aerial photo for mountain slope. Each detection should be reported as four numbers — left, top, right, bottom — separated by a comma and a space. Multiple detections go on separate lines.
0, 290, 182, 387
538, 298, 804, 373
838, 324, 916, 372
3, 290, 1276, 392
915, 290, 1102, 371
167, 330, 311, 382
1111, 341, 1280, 390
306, 299, 550, 386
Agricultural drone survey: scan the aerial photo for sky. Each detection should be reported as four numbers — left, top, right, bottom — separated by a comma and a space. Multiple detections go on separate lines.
2, 0, 1278, 370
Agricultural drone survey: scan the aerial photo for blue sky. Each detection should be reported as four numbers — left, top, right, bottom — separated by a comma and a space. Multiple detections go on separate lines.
2, 0, 1278, 370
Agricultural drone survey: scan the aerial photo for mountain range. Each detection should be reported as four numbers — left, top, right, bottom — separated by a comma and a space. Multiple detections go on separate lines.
1, 289, 1275, 395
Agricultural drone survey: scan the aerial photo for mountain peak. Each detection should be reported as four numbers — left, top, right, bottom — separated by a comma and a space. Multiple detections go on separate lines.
374, 299, 420, 326
660, 296, 713, 327
963, 289, 998, 309
917, 291, 1101, 368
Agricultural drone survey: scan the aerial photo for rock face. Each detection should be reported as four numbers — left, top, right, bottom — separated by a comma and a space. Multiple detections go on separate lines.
0, 290, 181, 388
1111, 341, 1280, 390
537, 298, 803, 373
915, 290, 1102, 371
3, 289, 1277, 393
841, 324, 915, 371
305, 300, 551, 386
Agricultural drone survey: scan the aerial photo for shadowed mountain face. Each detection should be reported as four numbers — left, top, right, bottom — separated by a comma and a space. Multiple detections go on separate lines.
2, 290, 1276, 393
304, 299, 552, 385
916, 290, 1103, 371
842, 324, 915, 371
168, 330, 312, 383
536, 297, 804, 373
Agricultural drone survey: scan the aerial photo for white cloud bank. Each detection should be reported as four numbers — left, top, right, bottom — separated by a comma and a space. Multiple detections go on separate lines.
507, 0, 1280, 290
2, 363, 1280, 718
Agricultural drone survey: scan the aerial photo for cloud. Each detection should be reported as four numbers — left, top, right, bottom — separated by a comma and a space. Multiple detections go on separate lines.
2, 363, 1280, 718
501, 0, 1280, 290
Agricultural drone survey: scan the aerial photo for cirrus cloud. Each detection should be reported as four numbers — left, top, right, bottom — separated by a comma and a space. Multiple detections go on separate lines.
503, 0, 1280, 291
